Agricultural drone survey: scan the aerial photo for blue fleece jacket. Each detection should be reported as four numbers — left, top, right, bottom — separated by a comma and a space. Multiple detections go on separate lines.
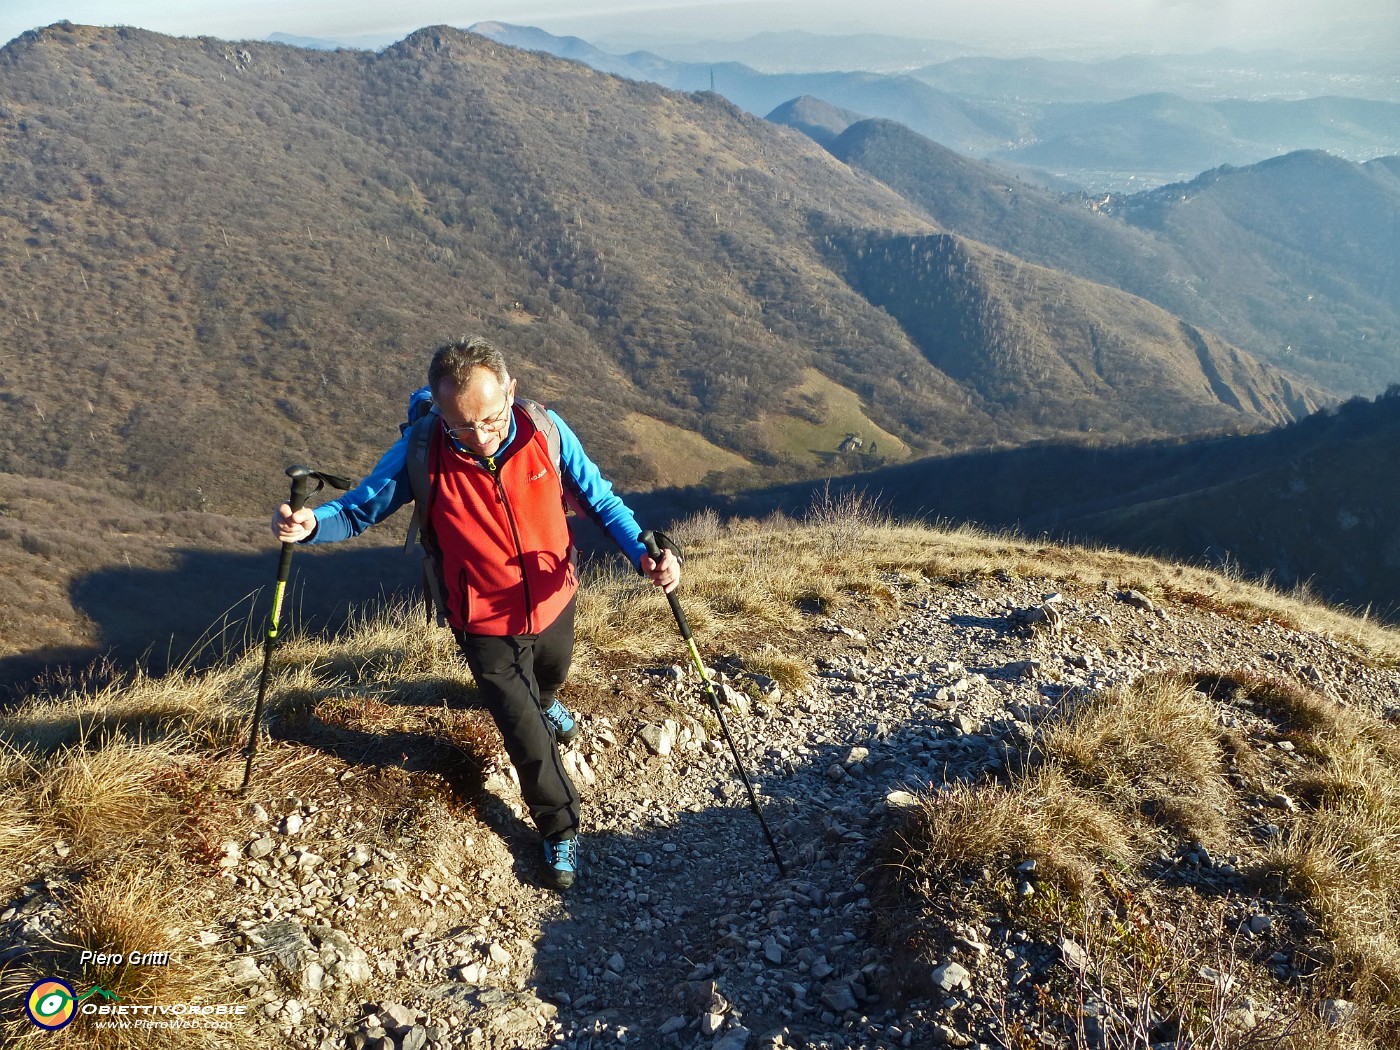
308, 408, 648, 569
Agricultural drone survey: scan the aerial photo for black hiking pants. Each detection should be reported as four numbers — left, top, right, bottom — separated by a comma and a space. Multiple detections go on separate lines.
453, 595, 580, 841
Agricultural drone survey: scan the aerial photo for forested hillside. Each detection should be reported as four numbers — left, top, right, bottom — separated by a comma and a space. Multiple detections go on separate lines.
819, 119, 1400, 394
0, 22, 1308, 517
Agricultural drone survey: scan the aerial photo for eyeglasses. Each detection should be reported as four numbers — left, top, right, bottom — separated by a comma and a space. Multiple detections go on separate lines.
441, 398, 513, 442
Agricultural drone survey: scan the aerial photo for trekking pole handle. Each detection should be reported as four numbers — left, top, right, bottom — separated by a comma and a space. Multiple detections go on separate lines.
285, 464, 353, 513
277, 465, 331, 582
640, 530, 691, 640
639, 529, 665, 560
286, 465, 316, 514
242, 464, 353, 796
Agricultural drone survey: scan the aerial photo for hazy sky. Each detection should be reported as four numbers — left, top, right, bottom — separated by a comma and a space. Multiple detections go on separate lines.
3, 0, 1398, 56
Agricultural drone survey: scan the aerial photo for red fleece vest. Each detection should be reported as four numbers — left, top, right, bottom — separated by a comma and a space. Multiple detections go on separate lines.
428, 408, 577, 636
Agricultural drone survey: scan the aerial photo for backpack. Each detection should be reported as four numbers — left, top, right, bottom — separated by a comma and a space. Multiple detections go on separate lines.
399, 385, 564, 625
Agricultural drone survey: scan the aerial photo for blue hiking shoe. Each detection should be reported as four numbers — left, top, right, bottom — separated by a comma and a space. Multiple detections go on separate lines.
543, 698, 580, 746
543, 834, 578, 890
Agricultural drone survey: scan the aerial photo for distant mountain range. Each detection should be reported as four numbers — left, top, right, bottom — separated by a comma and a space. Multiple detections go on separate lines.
470, 22, 1400, 190
801, 117, 1400, 394
1000, 93, 1400, 182
601, 33, 1399, 103
592, 30, 971, 76
905, 50, 1400, 105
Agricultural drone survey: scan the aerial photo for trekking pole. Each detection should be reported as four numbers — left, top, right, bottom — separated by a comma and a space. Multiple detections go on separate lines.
640, 531, 788, 876
239, 464, 352, 795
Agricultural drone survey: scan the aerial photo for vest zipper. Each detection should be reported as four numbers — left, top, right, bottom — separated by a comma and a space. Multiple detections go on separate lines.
485, 456, 535, 634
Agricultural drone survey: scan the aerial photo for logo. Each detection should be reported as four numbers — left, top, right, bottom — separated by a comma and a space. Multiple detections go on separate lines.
528, 468, 549, 482
24, 980, 120, 1031
26, 980, 77, 1030
22, 965, 246, 1032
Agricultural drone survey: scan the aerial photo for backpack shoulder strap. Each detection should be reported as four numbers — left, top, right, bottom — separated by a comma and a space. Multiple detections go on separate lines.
516, 396, 592, 519
401, 411, 450, 627
516, 397, 561, 473
402, 411, 437, 554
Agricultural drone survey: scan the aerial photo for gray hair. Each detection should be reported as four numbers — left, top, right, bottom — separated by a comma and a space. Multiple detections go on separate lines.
428, 336, 510, 395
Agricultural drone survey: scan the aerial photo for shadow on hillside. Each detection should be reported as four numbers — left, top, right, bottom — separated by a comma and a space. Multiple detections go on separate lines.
0, 517, 655, 700
0, 542, 419, 699
636, 396, 1400, 627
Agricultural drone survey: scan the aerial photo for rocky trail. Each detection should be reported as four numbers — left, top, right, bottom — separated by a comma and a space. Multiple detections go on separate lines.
6, 572, 1396, 1049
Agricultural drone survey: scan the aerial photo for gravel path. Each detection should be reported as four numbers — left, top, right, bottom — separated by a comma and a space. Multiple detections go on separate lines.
6, 572, 1396, 1049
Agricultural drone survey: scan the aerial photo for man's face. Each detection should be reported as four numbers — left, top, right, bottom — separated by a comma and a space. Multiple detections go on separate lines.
436, 368, 515, 458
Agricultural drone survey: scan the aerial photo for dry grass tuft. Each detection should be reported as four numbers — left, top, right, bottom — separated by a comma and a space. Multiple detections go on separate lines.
741, 648, 813, 693
276, 599, 463, 687
0, 744, 42, 885
899, 765, 1136, 905
888, 676, 1232, 914
1, 664, 251, 756
66, 872, 213, 1006
35, 737, 180, 858
1191, 670, 1340, 734
1260, 696, 1400, 1035
1042, 678, 1232, 847
573, 559, 677, 670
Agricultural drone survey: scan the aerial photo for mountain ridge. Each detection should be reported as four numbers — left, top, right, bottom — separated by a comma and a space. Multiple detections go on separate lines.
0, 21, 1308, 516
688, 391, 1400, 622
806, 116, 1400, 393
470, 21, 1400, 189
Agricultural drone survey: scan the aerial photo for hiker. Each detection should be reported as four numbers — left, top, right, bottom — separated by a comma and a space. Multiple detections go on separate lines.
271, 335, 680, 890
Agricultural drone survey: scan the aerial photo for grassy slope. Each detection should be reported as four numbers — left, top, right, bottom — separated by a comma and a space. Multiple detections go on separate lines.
0, 23, 947, 510
1, 506, 1398, 1045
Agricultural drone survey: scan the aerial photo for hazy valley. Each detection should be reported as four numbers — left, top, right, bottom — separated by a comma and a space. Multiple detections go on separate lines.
472, 22, 1400, 191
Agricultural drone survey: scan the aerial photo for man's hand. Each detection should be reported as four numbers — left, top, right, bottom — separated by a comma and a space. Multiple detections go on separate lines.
642, 548, 681, 594
272, 502, 317, 544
